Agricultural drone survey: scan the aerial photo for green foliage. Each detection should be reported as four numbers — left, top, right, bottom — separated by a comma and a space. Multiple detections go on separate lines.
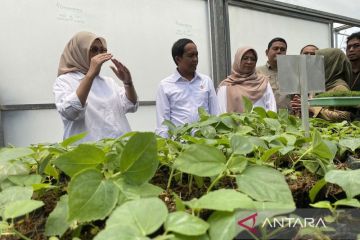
184, 189, 254, 211
164, 211, 209, 236
119, 132, 158, 185
95, 198, 167, 240
68, 169, 119, 222
45, 195, 71, 237
53, 144, 105, 178
236, 166, 295, 208
173, 144, 226, 177
2, 107, 360, 239
325, 169, 360, 199
315, 90, 360, 98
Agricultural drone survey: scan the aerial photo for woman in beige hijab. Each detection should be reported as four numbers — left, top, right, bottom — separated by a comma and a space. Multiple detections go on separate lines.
54, 31, 138, 143
217, 47, 276, 113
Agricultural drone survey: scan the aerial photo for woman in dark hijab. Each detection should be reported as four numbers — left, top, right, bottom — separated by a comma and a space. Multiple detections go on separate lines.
291, 48, 352, 121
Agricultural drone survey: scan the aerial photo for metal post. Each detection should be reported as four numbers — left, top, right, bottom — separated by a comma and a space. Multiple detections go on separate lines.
208, 0, 231, 87
300, 56, 310, 137
0, 107, 4, 147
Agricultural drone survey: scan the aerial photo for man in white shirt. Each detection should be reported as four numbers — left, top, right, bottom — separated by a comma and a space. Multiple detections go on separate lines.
155, 38, 219, 138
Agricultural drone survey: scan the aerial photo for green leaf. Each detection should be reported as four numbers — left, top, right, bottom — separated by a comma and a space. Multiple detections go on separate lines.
311, 131, 336, 161
200, 125, 217, 139
95, 198, 167, 239
115, 179, 163, 200
325, 169, 360, 199
242, 96, 253, 113
339, 138, 360, 152
333, 198, 360, 208
173, 193, 186, 212
170, 233, 209, 240
198, 107, 210, 121
228, 156, 248, 174
162, 120, 176, 136
280, 133, 297, 146
303, 161, 323, 176
230, 135, 253, 155
61, 132, 88, 147
266, 110, 278, 119
309, 201, 333, 210
208, 211, 238, 240
120, 132, 158, 185
0, 186, 33, 215
248, 137, 268, 149
68, 169, 119, 222
174, 144, 226, 177
220, 115, 237, 129
45, 195, 71, 237
185, 189, 254, 211
253, 107, 267, 119
263, 118, 282, 132
3, 200, 44, 220
53, 144, 105, 177
0, 147, 34, 162
7, 174, 42, 187
236, 166, 294, 206
260, 147, 280, 161
309, 178, 326, 203
0, 160, 29, 182
165, 211, 209, 236
236, 125, 254, 135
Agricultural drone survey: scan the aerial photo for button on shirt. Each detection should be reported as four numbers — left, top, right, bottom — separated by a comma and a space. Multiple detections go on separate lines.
155, 70, 219, 138
54, 71, 138, 143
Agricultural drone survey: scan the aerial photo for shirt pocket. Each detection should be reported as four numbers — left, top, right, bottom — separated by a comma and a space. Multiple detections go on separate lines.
194, 89, 209, 107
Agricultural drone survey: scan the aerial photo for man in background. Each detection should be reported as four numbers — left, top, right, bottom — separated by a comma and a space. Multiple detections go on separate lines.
300, 44, 319, 55
257, 37, 291, 111
346, 31, 360, 91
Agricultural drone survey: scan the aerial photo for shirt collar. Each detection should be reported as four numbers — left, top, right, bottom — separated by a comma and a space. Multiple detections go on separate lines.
172, 69, 201, 82
266, 61, 278, 71
266, 61, 272, 69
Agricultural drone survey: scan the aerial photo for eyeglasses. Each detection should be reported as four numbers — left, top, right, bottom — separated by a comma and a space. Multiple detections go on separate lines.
90, 46, 107, 54
346, 44, 360, 51
241, 56, 257, 62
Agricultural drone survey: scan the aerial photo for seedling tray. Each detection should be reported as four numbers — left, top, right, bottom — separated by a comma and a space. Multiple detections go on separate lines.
309, 97, 360, 106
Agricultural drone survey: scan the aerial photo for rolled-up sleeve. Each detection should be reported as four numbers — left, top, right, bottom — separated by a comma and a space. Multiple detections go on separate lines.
112, 80, 139, 113
53, 77, 86, 121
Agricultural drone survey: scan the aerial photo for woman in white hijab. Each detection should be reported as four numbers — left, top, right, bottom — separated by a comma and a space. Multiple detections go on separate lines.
54, 31, 138, 143
217, 47, 276, 113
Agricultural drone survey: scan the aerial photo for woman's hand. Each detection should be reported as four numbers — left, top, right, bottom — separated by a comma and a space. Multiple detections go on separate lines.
88, 53, 113, 78
110, 58, 133, 85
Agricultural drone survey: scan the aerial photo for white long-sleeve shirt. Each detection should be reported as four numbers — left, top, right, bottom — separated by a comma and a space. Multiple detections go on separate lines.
155, 70, 219, 138
54, 71, 138, 143
217, 82, 277, 113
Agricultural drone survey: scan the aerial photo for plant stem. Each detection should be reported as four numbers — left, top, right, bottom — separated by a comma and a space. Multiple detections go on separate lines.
292, 146, 312, 167
188, 175, 193, 194
167, 166, 175, 190
13, 229, 32, 240
246, 230, 260, 240
207, 173, 223, 193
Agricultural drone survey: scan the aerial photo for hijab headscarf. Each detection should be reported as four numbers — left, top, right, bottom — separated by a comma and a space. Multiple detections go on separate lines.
57, 31, 107, 76
315, 48, 352, 90
218, 47, 268, 113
